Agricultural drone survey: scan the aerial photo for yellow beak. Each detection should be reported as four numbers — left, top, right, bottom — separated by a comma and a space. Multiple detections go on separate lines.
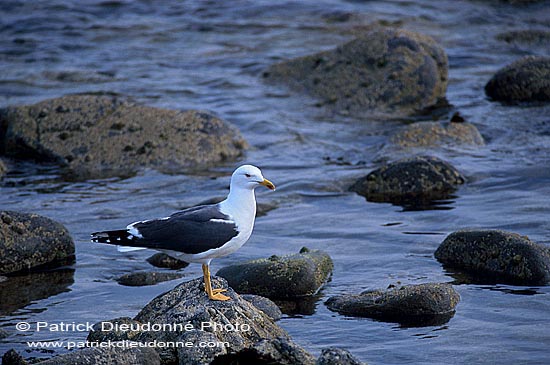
260, 178, 276, 191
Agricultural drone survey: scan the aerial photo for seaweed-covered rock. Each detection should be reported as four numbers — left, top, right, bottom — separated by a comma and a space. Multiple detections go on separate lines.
116, 271, 184, 286
264, 28, 448, 116
435, 229, 550, 285
325, 283, 459, 326
350, 156, 464, 204
485, 56, 550, 103
146, 253, 189, 270
216, 247, 333, 299
389, 120, 484, 149
0, 95, 248, 179
241, 294, 283, 321
0, 211, 75, 275
316, 348, 365, 365
89, 276, 315, 365
35, 347, 160, 365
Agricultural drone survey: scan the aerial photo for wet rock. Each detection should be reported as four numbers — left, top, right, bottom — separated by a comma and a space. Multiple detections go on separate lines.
350, 156, 465, 204
89, 277, 315, 365
241, 294, 283, 321
0, 211, 75, 275
116, 271, 184, 286
264, 28, 448, 116
35, 347, 160, 365
325, 283, 460, 326
1, 349, 27, 365
389, 120, 484, 149
146, 253, 189, 270
216, 247, 333, 299
0, 159, 6, 178
485, 56, 550, 103
316, 347, 365, 365
0, 95, 248, 179
88, 317, 143, 342
435, 229, 550, 285
496, 29, 550, 45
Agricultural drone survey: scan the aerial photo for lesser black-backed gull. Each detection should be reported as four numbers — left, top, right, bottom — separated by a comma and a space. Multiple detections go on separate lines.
91, 165, 275, 301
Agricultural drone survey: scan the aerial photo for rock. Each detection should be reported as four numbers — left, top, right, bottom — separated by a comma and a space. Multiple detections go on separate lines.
435, 229, 550, 285
0, 211, 75, 275
116, 271, 185, 286
88, 277, 315, 365
0, 95, 248, 179
0, 159, 6, 178
146, 253, 189, 270
88, 317, 144, 342
325, 283, 460, 326
316, 348, 365, 365
241, 294, 283, 321
1, 349, 27, 365
350, 156, 465, 205
216, 247, 333, 299
496, 29, 550, 45
0, 328, 8, 339
389, 120, 484, 149
35, 347, 160, 365
264, 28, 448, 116
485, 56, 550, 103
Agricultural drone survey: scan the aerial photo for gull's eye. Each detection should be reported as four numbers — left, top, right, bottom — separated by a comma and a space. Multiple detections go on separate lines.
245, 173, 251, 178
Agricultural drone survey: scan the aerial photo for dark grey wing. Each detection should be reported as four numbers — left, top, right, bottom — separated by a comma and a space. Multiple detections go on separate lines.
129, 204, 238, 254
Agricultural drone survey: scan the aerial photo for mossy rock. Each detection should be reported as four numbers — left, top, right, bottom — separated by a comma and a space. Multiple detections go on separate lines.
435, 229, 550, 285
485, 56, 550, 103
217, 248, 333, 299
264, 28, 448, 116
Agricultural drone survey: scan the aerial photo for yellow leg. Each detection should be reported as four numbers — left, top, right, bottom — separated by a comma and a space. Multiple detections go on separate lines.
202, 264, 230, 301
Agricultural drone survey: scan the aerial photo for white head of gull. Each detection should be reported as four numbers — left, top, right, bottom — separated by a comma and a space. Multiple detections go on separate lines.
91, 164, 275, 301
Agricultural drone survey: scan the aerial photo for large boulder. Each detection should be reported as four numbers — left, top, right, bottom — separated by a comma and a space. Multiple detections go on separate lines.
0, 95, 248, 179
216, 247, 333, 299
326, 283, 460, 326
88, 276, 316, 365
264, 28, 448, 116
485, 56, 550, 103
350, 156, 465, 205
435, 229, 550, 285
0, 211, 75, 275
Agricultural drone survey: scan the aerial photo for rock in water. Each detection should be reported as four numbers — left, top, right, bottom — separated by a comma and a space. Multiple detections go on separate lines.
264, 28, 448, 116
316, 348, 365, 365
0, 211, 75, 275
89, 277, 315, 365
325, 283, 460, 327
0, 95, 248, 179
146, 253, 189, 270
485, 56, 550, 103
216, 247, 333, 299
0, 159, 6, 179
435, 229, 550, 285
116, 271, 185, 286
350, 156, 464, 205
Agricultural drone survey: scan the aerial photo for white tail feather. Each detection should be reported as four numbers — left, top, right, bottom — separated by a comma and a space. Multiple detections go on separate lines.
117, 246, 147, 253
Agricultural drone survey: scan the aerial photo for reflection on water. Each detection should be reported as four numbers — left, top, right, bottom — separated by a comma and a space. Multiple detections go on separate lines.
0, 269, 74, 316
